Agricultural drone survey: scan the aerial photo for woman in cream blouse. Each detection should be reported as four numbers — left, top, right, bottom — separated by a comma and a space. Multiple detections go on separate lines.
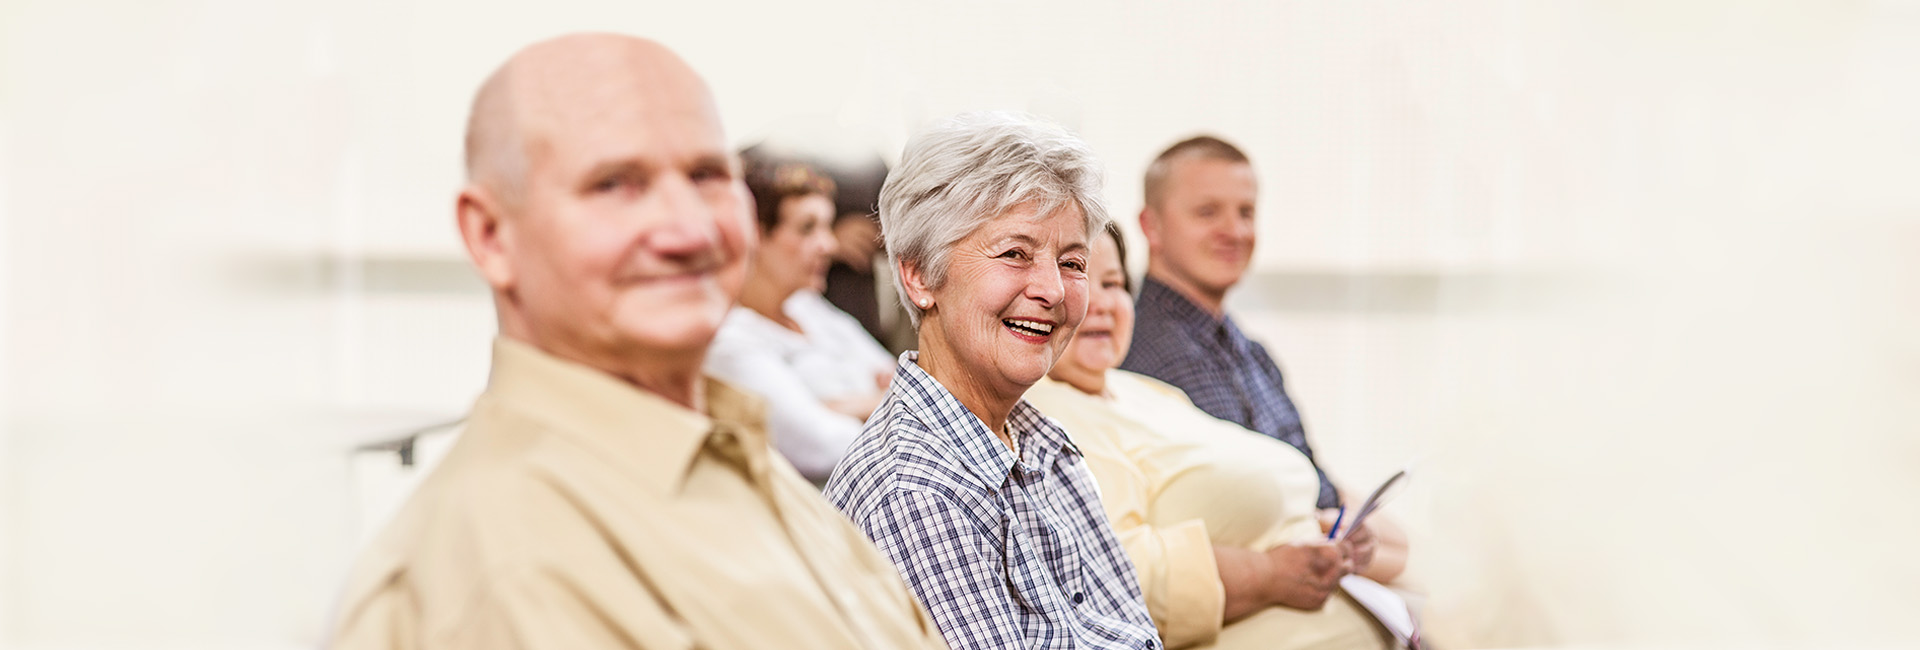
1025, 224, 1410, 650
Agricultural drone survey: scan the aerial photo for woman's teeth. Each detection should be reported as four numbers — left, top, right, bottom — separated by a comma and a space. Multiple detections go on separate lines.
1003, 319, 1054, 336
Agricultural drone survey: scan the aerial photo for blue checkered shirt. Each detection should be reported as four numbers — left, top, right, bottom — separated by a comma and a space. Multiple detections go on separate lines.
825, 352, 1161, 650
1118, 275, 1340, 509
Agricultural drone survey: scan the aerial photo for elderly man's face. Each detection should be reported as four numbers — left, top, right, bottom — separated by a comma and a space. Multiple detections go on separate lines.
503, 71, 753, 364
1146, 156, 1257, 297
930, 203, 1091, 396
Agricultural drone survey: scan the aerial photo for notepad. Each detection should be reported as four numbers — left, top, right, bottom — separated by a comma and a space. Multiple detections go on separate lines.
1340, 574, 1419, 647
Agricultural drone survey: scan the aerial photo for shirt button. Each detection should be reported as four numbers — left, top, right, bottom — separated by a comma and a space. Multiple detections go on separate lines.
1072, 592, 1085, 605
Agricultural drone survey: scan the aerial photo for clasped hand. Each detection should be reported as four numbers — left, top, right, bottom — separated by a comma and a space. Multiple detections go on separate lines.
1317, 508, 1376, 575
1261, 539, 1350, 611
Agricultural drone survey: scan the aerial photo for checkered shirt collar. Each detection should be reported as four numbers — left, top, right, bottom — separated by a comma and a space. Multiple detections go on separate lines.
891, 351, 1080, 491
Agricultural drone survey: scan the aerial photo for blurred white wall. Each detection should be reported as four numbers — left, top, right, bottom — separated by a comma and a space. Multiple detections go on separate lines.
2, 1, 1917, 649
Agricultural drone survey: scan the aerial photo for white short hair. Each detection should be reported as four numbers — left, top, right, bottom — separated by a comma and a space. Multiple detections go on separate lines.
879, 112, 1111, 327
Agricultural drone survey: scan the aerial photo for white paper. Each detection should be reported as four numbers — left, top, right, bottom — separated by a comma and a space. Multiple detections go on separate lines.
1340, 574, 1418, 645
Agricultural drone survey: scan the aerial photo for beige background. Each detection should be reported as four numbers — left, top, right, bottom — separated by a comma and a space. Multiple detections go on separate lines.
2, 0, 1917, 648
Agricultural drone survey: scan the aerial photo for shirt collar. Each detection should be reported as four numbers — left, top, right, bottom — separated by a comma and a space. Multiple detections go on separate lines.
1139, 274, 1239, 341
482, 337, 767, 496
890, 352, 1081, 491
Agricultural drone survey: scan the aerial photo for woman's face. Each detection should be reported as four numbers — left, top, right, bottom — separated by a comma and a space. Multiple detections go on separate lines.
1059, 233, 1134, 377
922, 203, 1091, 397
754, 193, 838, 295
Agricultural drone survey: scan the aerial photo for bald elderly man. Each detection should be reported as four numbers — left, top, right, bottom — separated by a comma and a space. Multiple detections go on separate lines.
325, 34, 947, 650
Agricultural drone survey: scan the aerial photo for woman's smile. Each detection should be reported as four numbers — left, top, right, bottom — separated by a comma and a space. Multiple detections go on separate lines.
1003, 317, 1057, 343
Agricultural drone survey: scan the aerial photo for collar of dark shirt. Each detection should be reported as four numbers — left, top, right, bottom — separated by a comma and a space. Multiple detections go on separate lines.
1138, 274, 1239, 342
891, 351, 1082, 491
483, 337, 770, 496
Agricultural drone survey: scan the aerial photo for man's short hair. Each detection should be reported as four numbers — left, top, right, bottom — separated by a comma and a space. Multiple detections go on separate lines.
1142, 135, 1250, 209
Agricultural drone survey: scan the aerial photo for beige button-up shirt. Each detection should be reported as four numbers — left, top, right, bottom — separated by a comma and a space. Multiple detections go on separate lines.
327, 338, 948, 650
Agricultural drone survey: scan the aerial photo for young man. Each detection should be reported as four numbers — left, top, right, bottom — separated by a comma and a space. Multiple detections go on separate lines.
1120, 136, 1333, 507
1121, 136, 1411, 585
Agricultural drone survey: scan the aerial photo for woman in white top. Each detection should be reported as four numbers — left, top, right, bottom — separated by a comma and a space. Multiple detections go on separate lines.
706, 157, 895, 482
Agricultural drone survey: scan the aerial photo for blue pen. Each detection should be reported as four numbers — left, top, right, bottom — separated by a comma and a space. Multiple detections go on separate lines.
1327, 505, 1346, 540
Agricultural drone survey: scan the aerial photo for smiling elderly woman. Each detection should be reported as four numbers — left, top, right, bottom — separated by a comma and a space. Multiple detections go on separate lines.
824, 113, 1160, 649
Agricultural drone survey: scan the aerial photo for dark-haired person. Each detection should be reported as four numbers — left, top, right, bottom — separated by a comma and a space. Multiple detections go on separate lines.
705, 156, 895, 482
820, 156, 894, 344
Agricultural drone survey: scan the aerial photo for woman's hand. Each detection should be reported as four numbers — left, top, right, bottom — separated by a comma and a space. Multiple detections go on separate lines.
1317, 509, 1377, 575
1318, 507, 1409, 583
1341, 522, 1377, 575
1262, 541, 1351, 611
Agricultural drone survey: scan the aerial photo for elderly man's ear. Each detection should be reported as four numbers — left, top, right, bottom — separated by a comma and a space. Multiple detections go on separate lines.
457, 185, 518, 291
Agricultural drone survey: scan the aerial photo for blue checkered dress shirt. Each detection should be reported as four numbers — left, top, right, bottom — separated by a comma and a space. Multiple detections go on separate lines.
1118, 275, 1340, 509
825, 352, 1161, 650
